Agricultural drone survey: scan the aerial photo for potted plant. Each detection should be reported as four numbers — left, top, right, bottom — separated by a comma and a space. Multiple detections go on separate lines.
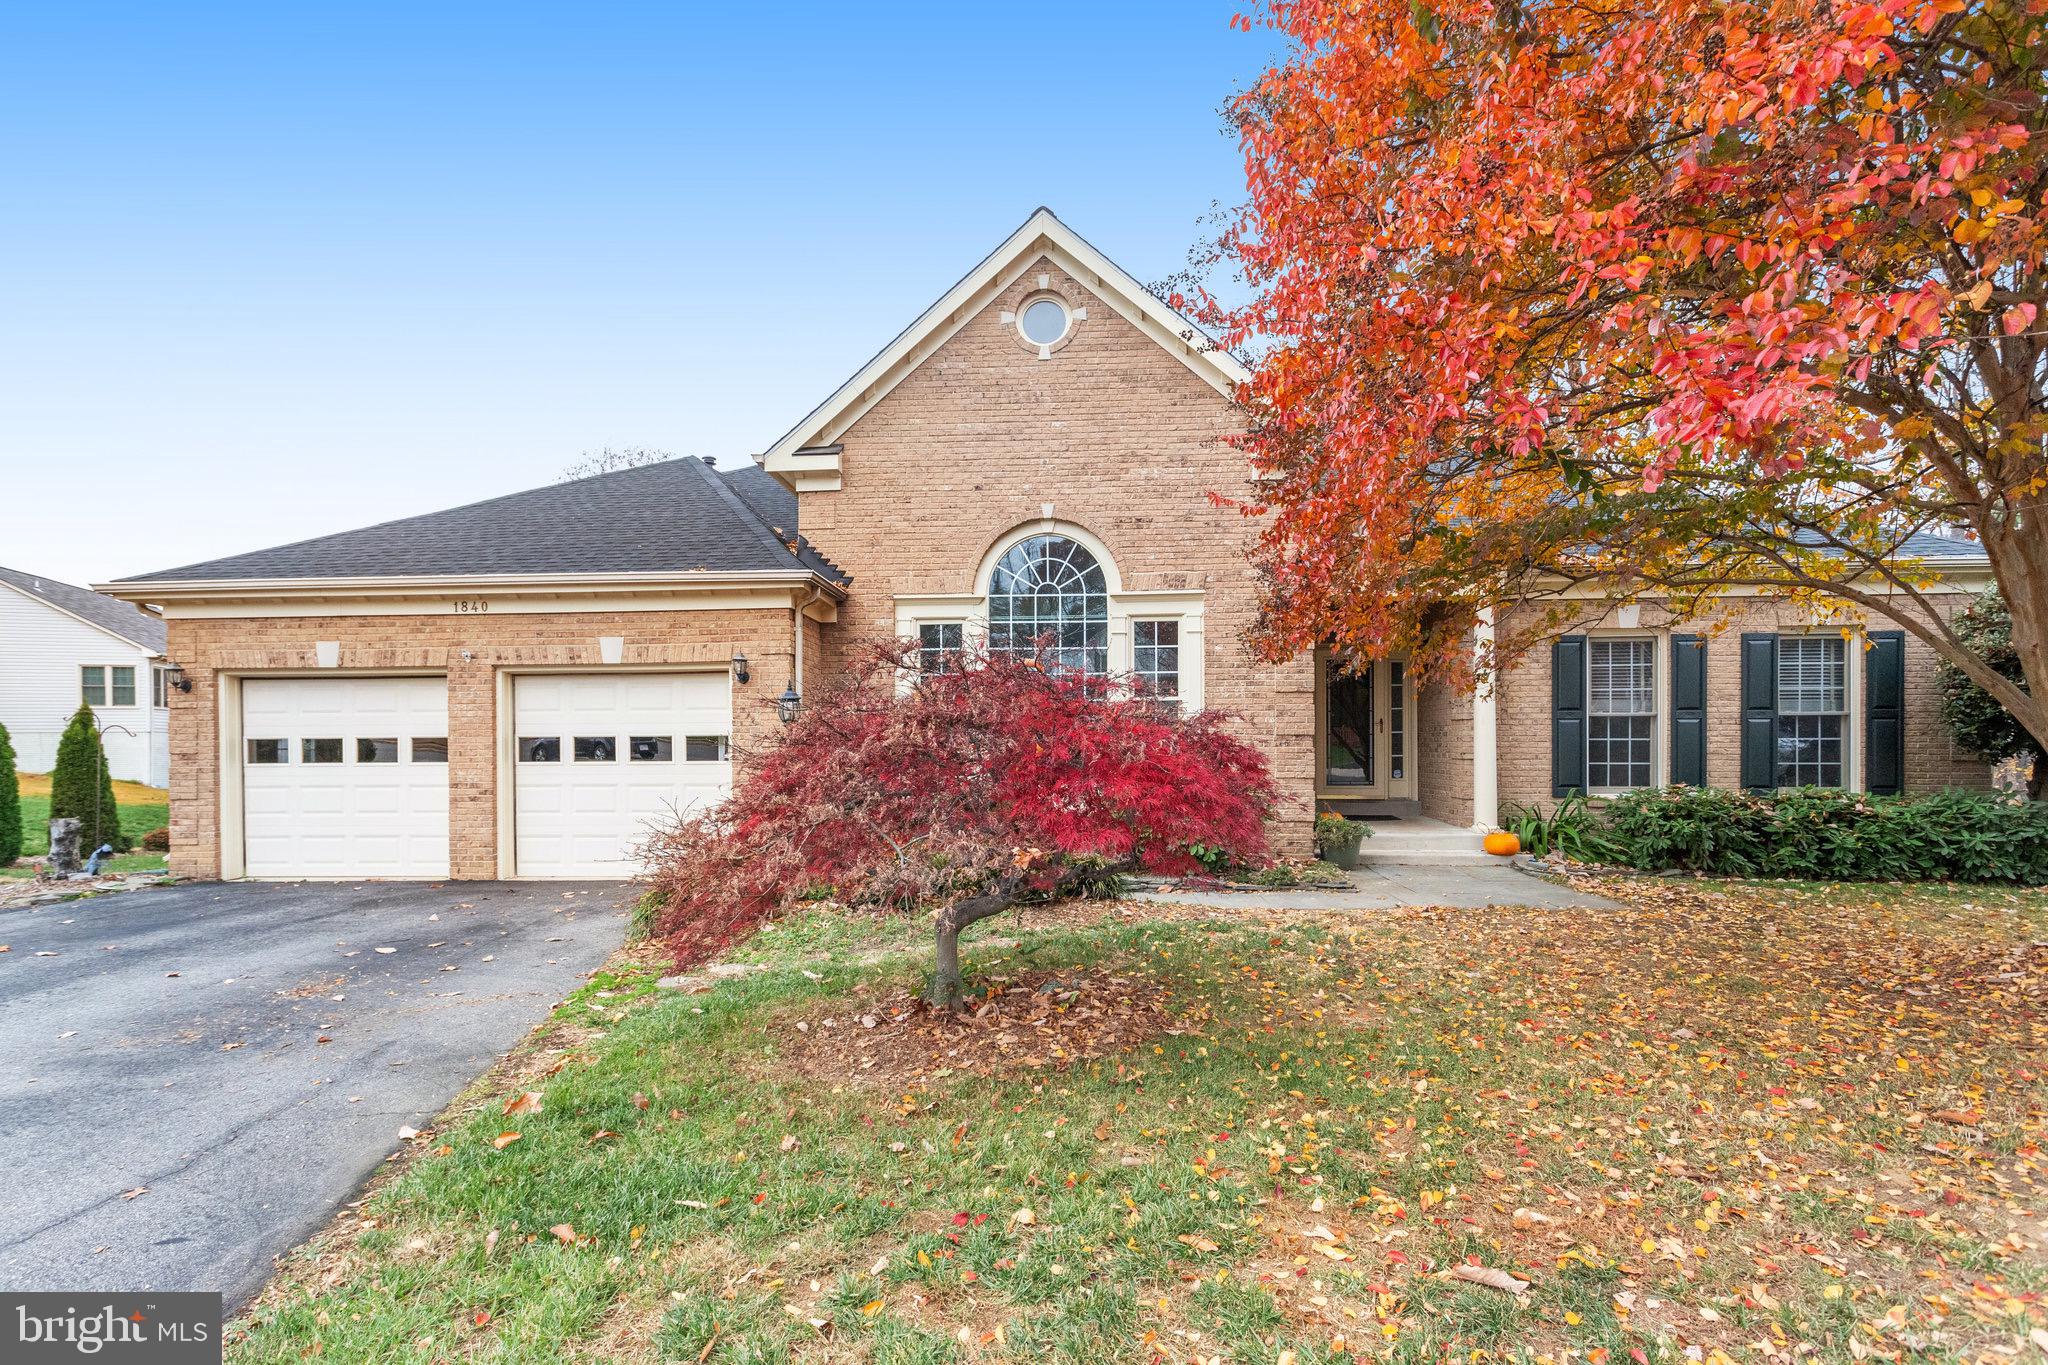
1313, 811, 1370, 869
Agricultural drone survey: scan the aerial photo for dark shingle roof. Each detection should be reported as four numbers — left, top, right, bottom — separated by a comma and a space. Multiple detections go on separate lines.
1894, 530, 1990, 562
115, 458, 847, 586
0, 565, 166, 651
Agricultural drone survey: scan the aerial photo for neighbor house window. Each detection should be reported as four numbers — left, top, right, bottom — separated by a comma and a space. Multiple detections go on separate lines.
917, 622, 963, 674
1775, 636, 1847, 787
987, 534, 1108, 675
1132, 620, 1180, 703
152, 667, 170, 708
1586, 638, 1656, 790
110, 666, 135, 706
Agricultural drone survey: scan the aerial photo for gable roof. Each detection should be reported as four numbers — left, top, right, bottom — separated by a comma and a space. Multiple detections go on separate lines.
0, 565, 167, 652
758, 207, 1249, 488
105, 457, 848, 588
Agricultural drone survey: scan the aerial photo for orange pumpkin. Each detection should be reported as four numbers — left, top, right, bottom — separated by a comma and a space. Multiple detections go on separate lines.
1483, 830, 1521, 857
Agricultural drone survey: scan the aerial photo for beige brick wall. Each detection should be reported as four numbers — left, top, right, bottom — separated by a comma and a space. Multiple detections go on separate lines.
163, 606, 801, 880
796, 255, 1316, 850
1415, 679, 1475, 826
1495, 596, 1992, 812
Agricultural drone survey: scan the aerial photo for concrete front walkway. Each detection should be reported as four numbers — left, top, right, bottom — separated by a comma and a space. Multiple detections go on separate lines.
1134, 862, 1619, 912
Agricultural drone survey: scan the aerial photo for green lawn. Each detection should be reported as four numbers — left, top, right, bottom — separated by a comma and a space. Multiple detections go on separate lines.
227, 879, 2048, 1364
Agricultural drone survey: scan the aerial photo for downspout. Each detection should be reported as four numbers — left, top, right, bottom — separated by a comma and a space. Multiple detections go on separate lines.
792, 581, 828, 704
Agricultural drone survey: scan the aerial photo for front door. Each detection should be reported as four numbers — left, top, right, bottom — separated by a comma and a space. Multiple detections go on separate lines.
1316, 650, 1414, 800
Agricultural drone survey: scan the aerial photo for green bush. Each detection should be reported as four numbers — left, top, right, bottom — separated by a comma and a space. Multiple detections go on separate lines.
1500, 792, 1627, 862
1603, 785, 2048, 883
0, 721, 19, 866
49, 705, 128, 853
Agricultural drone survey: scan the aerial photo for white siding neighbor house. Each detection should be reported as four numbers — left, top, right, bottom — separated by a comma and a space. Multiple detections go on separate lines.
0, 565, 172, 787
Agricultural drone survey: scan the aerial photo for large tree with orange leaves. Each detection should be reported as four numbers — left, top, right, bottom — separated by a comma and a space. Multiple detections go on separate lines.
1210, 0, 2046, 749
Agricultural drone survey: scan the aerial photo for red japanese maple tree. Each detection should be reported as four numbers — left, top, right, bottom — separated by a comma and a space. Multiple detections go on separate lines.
1206, 0, 2046, 748
644, 646, 1277, 1007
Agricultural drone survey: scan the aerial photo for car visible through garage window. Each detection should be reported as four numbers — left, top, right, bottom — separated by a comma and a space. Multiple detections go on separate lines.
303, 738, 344, 764
247, 738, 289, 764
357, 738, 399, 763
519, 737, 561, 762
629, 736, 673, 762
411, 737, 449, 762
684, 735, 729, 761
573, 736, 617, 762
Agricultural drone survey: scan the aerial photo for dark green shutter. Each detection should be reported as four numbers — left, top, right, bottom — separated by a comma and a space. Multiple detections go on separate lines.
1670, 634, 1707, 786
1739, 633, 1778, 791
1865, 631, 1905, 795
1552, 635, 1587, 797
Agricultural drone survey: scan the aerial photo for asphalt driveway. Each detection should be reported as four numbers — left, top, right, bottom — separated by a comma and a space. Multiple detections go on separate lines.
0, 879, 630, 1308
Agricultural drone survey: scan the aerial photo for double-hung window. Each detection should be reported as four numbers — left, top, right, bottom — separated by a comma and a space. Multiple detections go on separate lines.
1586, 639, 1655, 790
1775, 636, 1847, 787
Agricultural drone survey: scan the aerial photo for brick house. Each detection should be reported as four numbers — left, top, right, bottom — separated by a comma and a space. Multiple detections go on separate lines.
102, 210, 1994, 881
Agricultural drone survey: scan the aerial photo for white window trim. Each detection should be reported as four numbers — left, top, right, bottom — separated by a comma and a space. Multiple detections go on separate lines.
892, 522, 1209, 712
1583, 632, 1664, 796
1773, 630, 1862, 792
82, 663, 140, 709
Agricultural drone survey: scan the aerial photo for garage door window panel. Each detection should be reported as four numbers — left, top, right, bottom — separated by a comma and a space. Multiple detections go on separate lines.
357, 738, 399, 764
685, 735, 730, 762
247, 738, 289, 764
630, 736, 673, 762
519, 737, 561, 762
411, 737, 448, 762
574, 737, 617, 762
303, 738, 344, 764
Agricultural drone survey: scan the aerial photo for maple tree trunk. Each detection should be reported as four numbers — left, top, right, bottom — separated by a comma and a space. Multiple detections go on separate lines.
927, 889, 1017, 1010
1971, 517, 2048, 766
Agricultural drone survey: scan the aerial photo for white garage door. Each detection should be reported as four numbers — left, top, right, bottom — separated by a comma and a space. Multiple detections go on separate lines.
241, 677, 450, 878
513, 673, 732, 878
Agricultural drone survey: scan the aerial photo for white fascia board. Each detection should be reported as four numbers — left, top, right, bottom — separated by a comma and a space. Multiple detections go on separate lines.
97, 569, 846, 606
760, 209, 1249, 486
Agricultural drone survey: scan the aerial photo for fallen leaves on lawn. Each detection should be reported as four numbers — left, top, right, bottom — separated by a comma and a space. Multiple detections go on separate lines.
502, 1090, 543, 1116
775, 967, 1180, 1088
1450, 1263, 1529, 1295
491, 1132, 521, 1150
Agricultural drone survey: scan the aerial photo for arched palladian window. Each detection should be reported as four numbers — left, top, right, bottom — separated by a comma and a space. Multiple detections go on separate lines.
986, 533, 1109, 675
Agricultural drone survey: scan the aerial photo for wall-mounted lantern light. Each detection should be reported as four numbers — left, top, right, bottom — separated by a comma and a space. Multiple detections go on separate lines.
777, 687, 802, 725
166, 664, 193, 694
731, 651, 751, 685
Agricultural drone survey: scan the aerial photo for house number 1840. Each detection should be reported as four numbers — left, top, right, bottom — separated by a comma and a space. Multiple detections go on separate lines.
451, 598, 490, 614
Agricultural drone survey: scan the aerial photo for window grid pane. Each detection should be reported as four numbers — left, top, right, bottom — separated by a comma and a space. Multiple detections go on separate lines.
81, 666, 105, 706
1132, 619, 1180, 700
1777, 637, 1846, 714
111, 666, 136, 706
987, 534, 1108, 676
1586, 640, 1655, 789
917, 622, 963, 674
1776, 714, 1845, 787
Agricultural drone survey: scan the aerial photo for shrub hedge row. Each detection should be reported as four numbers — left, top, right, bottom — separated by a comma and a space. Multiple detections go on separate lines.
1599, 786, 2048, 883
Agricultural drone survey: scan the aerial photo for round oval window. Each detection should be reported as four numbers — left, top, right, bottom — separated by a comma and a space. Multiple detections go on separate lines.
1020, 298, 1069, 345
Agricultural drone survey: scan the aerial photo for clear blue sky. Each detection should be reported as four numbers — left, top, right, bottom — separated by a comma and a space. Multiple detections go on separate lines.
0, 2, 1279, 587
